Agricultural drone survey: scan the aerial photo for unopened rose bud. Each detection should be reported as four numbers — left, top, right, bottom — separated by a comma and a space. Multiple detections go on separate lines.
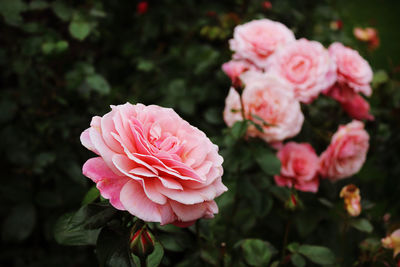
330, 20, 343, 31
262, 1, 272, 10
137, 1, 148, 15
340, 184, 361, 217
382, 229, 400, 258
129, 225, 154, 258
285, 193, 299, 210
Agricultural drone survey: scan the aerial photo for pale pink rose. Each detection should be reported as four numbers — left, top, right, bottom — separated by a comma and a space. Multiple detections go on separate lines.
267, 39, 336, 103
80, 103, 227, 226
223, 87, 243, 127
324, 85, 374, 120
229, 19, 295, 69
222, 60, 256, 87
241, 71, 304, 143
274, 142, 320, 193
329, 42, 373, 96
319, 120, 369, 180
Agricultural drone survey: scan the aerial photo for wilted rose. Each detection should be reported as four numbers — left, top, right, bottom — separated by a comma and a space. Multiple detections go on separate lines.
229, 19, 295, 69
319, 120, 369, 180
81, 103, 227, 226
274, 142, 320, 193
382, 229, 400, 258
340, 184, 361, 216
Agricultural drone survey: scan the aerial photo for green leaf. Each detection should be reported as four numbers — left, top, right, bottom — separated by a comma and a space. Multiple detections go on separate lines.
146, 242, 164, 267
42, 42, 55, 55
350, 218, 373, 233
86, 74, 111, 95
137, 59, 155, 72
2, 203, 36, 243
372, 70, 388, 88
291, 253, 306, 267
82, 186, 100, 205
0, 0, 28, 26
52, 0, 72, 21
96, 227, 133, 267
251, 144, 281, 176
298, 245, 335, 265
54, 212, 100, 246
69, 20, 91, 41
55, 41, 69, 52
241, 239, 276, 266
287, 242, 300, 253
29, 0, 49, 10
231, 120, 248, 140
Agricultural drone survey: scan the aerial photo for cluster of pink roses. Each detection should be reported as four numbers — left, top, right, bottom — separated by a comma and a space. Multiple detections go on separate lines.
223, 19, 372, 192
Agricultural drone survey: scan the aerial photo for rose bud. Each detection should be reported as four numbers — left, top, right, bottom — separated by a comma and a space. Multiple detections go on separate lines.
354, 27, 379, 50
137, 1, 148, 15
339, 184, 361, 217
129, 226, 155, 258
382, 229, 400, 258
330, 20, 343, 31
285, 193, 300, 211
262, 1, 272, 10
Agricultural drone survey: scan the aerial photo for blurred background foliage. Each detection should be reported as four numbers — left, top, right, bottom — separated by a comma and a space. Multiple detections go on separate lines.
1, 0, 400, 266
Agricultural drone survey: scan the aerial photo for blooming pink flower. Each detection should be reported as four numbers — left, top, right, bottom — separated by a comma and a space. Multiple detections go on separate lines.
382, 229, 400, 258
80, 103, 227, 226
324, 85, 374, 120
319, 120, 369, 180
241, 71, 304, 143
267, 39, 336, 103
328, 42, 373, 97
223, 87, 243, 127
274, 142, 320, 193
222, 60, 256, 87
229, 19, 295, 69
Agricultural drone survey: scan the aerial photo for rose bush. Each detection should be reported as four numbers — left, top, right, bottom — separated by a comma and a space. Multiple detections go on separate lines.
80, 103, 227, 226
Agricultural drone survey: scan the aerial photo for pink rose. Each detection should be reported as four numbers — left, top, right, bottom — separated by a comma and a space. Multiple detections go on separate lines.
223, 87, 243, 127
324, 85, 374, 121
229, 19, 295, 69
80, 103, 227, 226
319, 120, 369, 180
274, 142, 320, 193
267, 39, 336, 103
221, 60, 256, 87
241, 71, 304, 143
328, 42, 373, 96
341, 93, 374, 121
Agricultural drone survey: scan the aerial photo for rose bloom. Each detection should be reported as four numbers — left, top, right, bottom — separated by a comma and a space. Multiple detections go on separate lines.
267, 39, 336, 103
319, 120, 369, 180
240, 71, 304, 143
329, 42, 373, 97
340, 184, 361, 216
80, 103, 227, 226
324, 85, 374, 121
274, 142, 320, 193
353, 27, 379, 50
382, 229, 400, 258
222, 60, 257, 87
229, 19, 295, 69
223, 87, 243, 127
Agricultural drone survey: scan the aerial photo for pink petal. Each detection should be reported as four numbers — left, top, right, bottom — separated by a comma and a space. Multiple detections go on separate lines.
120, 180, 163, 222
82, 157, 129, 210
80, 128, 98, 154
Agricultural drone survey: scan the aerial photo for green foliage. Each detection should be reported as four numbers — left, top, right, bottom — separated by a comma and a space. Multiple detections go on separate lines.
0, 0, 399, 266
